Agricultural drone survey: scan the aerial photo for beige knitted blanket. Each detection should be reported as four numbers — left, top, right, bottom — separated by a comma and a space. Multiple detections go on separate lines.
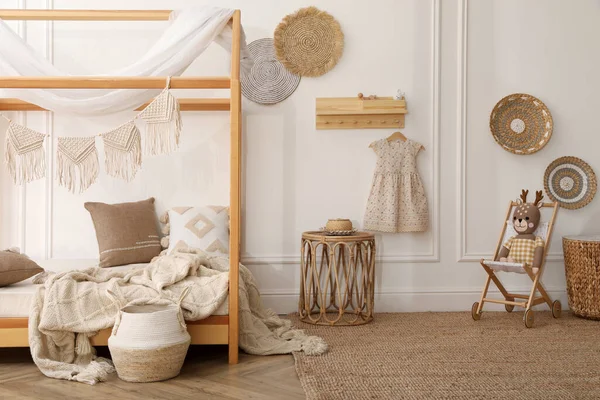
30, 248, 327, 384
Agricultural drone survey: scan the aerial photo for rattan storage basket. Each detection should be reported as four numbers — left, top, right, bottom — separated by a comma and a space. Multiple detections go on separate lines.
563, 236, 600, 320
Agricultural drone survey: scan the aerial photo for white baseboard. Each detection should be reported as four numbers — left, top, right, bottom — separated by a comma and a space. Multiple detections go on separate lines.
260, 288, 569, 314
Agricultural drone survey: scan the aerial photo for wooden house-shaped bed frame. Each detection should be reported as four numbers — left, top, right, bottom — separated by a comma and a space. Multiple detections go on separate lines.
0, 9, 243, 364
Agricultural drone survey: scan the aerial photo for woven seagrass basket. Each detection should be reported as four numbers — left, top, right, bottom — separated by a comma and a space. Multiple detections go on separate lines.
563, 236, 600, 320
108, 293, 191, 382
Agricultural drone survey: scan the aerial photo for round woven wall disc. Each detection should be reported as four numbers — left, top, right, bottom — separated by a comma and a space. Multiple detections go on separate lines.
274, 6, 344, 77
489, 93, 553, 155
544, 156, 597, 209
241, 38, 301, 105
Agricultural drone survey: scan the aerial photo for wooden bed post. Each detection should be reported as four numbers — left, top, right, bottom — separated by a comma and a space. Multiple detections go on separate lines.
228, 9, 242, 365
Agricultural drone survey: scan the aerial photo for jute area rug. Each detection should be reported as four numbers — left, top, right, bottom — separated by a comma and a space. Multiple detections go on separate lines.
290, 312, 600, 400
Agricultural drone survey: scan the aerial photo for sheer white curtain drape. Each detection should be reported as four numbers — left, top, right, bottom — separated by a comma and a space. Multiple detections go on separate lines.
0, 6, 250, 115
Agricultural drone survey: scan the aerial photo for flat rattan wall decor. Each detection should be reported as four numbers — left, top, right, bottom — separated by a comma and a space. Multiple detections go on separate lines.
240, 38, 300, 105
544, 156, 597, 209
489, 93, 553, 155
274, 7, 344, 77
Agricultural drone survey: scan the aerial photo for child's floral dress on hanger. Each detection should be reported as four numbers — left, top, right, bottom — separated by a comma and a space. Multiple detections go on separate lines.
363, 138, 429, 233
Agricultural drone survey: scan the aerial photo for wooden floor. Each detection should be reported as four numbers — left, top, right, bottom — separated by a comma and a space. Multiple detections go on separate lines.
0, 346, 305, 400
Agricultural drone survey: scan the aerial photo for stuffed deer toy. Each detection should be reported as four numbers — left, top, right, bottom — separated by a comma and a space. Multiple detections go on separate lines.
496, 189, 545, 271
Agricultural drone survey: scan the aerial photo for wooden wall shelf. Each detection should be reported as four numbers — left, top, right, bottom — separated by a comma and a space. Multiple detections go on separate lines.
316, 97, 407, 130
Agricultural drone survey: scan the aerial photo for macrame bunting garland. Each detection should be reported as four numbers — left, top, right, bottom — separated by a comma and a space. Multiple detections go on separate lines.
1, 77, 185, 194
138, 79, 182, 155
56, 137, 99, 194
101, 121, 142, 182
4, 121, 47, 184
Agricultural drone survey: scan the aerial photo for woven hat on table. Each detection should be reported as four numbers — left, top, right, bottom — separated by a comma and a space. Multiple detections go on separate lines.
274, 7, 344, 77
544, 156, 597, 210
241, 38, 301, 105
489, 93, 553, 155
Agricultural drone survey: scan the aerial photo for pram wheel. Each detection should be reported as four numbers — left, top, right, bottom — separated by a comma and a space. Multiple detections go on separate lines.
524, 309, 534, 328
471, 302, 481, 320
552, 300, 562, 318
505, 297, 514, 312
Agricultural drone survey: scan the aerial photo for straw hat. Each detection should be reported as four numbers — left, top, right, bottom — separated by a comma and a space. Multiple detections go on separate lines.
274, 7, 344, 77
241, 38, 301, 105
489, 93, 553, 155
320, 219, 356, 235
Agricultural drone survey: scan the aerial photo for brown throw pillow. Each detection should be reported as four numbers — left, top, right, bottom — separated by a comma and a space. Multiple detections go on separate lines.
0, 249, 44, 287
85, 198, 161, 268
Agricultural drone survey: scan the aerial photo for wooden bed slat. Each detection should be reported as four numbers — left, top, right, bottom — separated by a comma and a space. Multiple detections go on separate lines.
0, 77, 231, 89
0, 325, 229, 347
0, 315, 229, 329
0, 98, 231, 112
0, 9, 173, 21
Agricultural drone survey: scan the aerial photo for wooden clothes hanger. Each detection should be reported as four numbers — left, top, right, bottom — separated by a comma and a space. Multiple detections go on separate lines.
385, 131, 425, 150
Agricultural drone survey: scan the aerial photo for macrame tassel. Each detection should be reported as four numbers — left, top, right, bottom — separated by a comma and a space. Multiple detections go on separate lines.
56, 137, 99, 194
101, 121, 142, 181
138, 87, 182, 156
4, 122, 46, 184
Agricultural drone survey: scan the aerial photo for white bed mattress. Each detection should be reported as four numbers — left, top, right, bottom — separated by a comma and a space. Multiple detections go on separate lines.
0, 262, 228, 318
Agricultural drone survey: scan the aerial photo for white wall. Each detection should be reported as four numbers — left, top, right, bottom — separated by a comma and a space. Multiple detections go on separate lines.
2, 0, 599, 312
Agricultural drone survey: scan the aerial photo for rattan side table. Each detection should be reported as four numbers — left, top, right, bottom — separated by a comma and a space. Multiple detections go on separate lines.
299, 231, 376, 326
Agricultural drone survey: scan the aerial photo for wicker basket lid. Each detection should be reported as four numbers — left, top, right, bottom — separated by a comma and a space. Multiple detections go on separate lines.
489, 93, 553, 155
544, 156, 597, 209
274, 7, 344, 77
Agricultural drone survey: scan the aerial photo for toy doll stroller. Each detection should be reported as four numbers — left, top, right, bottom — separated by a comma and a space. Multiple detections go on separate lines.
471, 199, 561, 328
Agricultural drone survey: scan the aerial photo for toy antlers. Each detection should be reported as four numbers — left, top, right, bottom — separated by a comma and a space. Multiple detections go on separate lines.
519, 189, 544, 205
534, 190, 544, 206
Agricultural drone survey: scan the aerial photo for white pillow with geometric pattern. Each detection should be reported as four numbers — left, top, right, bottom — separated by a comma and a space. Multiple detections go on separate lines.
167, 206, 229, 255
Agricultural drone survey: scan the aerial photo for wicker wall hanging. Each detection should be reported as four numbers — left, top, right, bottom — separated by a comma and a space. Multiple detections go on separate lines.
241, 38, 301, 104
489, 93, 553, 155
274, 7, 344, 77
544, 156, 597, 209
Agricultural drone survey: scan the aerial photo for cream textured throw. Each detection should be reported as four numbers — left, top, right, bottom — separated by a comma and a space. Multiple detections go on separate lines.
30, 248, 327, 384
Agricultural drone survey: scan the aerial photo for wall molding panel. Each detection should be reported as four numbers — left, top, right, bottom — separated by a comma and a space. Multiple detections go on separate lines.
455, 0, 562, 263
246, 0, 441, 265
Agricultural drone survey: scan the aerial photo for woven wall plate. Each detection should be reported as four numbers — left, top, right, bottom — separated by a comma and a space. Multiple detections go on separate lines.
489, 93, 553, 155
241, 38, 301, 105
544, 156, 597, 209
274, 7, 344, 77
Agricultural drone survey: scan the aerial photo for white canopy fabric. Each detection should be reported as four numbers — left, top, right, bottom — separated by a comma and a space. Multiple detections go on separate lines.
0, 6, 251, 115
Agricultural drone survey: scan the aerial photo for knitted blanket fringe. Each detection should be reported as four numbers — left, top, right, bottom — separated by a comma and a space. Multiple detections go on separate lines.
29, 248, 327, 384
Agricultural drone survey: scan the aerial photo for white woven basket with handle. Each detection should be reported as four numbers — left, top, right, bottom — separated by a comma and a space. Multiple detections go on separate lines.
107, 287, 191, 382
